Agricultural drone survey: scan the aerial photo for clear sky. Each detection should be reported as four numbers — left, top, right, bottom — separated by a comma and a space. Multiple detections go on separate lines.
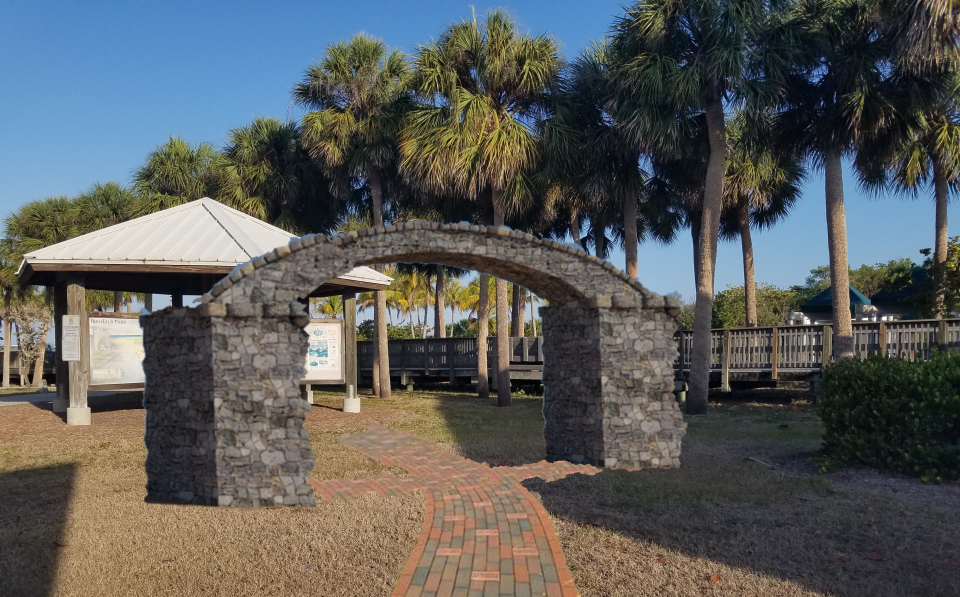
0, 0, 949, 309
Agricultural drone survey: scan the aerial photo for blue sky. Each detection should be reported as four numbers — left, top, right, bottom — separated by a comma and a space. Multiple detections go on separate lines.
0, 0, 947, 310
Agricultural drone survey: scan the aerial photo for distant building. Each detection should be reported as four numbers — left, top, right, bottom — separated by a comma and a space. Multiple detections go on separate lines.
789, 268, 929, 324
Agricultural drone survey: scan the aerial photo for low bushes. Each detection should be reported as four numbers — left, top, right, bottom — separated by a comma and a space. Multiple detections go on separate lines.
819, 351, 960, 482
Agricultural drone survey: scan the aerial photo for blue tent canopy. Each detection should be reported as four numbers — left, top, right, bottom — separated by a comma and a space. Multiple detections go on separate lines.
801, 285, 872, 313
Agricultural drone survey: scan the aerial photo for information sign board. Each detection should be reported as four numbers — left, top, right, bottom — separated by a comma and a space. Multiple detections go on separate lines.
89, 316, 146, 385
302, 319, 344, 383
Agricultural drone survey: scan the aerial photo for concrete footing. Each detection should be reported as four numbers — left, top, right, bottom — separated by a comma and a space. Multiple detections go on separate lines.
66, 406, 91, 425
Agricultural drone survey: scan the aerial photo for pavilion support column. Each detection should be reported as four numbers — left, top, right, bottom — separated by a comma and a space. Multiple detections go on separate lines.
172, 294, 183, 308
342, 293, 359, 413
144, 294, 153, 312
53, 278, 68, 413
66, 273, 90, 425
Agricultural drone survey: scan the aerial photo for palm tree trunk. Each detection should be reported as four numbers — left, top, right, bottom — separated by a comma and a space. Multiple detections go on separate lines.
824, 149, 854, 360
2, 288, 10, 389
518, 288, 526, 337
688, 96, 727, 415
370, 169, 391, 398
594, 211, 607, 259
570, 212, 583, 250
934, 158, 949, 318
477, 273, 490, 398
493, 196, 511, 407
114, 291, 122, 312
510, 284, 520, 337
623, 192, 639, 279
738, 200, 758, 328
690, 215, 702, 285
434, 264, 445, 338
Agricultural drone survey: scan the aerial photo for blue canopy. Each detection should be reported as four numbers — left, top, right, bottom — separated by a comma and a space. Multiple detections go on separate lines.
801, 285, 872, 313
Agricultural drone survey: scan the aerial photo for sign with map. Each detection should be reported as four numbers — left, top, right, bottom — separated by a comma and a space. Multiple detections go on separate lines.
89, 316, 145, 386
302, 319, 343, 383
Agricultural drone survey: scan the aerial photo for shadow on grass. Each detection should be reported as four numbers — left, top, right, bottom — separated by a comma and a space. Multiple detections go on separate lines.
527, 417, 960, 597
0, 463, 76, 597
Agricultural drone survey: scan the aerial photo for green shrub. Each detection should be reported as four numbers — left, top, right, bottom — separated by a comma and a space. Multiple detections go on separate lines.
819, 351, 960, 482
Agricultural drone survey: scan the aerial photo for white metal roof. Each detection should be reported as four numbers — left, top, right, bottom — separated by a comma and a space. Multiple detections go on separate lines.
18, 198, 392, 288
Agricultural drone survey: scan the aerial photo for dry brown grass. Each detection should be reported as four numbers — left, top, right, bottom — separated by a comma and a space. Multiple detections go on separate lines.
1, 390, 958, 597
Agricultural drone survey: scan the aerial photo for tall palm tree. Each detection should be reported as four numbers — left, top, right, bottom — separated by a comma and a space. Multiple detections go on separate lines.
401, 9, 561, 406
133, 136, 223, 213
1, 196, 77, 388
220, 117, 337, 234
723, 111, 804, 326
777, 0, 902, 359
611, 0, 766, 414
293, 33, 413, 399
858, 69, 960, 316
545, 41, 647, 278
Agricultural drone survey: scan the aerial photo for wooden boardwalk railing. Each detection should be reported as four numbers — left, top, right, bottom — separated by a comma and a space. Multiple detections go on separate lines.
358, 336, 545, 386
355, 319, 960, 388
675, 318, 960, 386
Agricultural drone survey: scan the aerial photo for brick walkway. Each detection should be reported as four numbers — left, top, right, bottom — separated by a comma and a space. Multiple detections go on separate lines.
309, 424, 601, 597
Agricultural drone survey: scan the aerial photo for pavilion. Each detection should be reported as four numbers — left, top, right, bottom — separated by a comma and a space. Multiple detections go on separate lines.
17, 198, 391, 425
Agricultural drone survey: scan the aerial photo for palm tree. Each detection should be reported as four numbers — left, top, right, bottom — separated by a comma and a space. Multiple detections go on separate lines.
611, 0, 766, 414
777, 0, 903, 359
723, 111, 804, 327
220, 117, 337, 234
858, 68, 960, 316
293, 33, 413, 399
401, 9, 561, 406
133, 136, 223, 213
545, 41, 647, 278
1, 196, 77, 388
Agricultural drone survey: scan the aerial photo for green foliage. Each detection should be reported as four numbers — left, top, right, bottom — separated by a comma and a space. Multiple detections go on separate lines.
919, 237, 960, 316
819, 352, 960, 482
711, 284, 796, 328
356, 320, 421, 341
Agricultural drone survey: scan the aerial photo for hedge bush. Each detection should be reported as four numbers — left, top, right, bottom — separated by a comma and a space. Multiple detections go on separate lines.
819, 350, 960, 482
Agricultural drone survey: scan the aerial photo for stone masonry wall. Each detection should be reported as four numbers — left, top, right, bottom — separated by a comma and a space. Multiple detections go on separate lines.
541, 303, 604, 465
142, 309, 217, 504
142, 303, 316, 507
142, 223, 686, 508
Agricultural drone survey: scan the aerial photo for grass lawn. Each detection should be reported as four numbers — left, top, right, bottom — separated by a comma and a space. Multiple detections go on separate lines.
1, 389, 958, 596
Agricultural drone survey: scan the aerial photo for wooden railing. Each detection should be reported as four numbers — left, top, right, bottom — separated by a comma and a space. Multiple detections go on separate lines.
358, 336, 545, 379
675, 318, 960, 383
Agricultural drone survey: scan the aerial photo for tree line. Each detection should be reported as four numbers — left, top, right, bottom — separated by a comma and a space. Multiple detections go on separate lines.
2, 1, 957, 413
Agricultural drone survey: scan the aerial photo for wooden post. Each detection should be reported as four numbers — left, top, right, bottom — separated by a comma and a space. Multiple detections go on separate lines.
490, 335, 498, 392
144, 293, 153, 312
878, 321, 887, 357
721, 330, 731, 393
938, 319, 949, 353
66, 273, 90, 425
53, 278, 68, 412
676, 332, 685, 381
770, 327, 779, 381
172, 294, 184, 308
2, 287, 10, 389
342, 293, 357, 400
448, 337, 455, 384
822, 324, 833, 368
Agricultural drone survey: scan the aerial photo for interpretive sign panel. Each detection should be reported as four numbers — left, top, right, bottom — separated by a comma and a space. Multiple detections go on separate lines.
302, 319, 344, 383
89, 316, 146, 385
62, 315, 81, 362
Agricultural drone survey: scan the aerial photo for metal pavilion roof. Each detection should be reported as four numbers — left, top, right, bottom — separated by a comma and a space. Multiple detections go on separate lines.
17, 198, 392, 295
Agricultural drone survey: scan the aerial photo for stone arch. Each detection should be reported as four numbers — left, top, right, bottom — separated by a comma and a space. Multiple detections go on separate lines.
141, 223, 686, 507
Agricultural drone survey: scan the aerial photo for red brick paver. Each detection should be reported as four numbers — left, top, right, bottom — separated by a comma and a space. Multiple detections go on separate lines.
309, 423, 601, 597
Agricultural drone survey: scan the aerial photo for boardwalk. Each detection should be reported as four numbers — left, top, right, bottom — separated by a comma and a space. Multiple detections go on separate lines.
309, 424, 601, 597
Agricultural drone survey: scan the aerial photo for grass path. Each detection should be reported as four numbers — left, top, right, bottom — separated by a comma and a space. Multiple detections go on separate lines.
0, 390, 957, 596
